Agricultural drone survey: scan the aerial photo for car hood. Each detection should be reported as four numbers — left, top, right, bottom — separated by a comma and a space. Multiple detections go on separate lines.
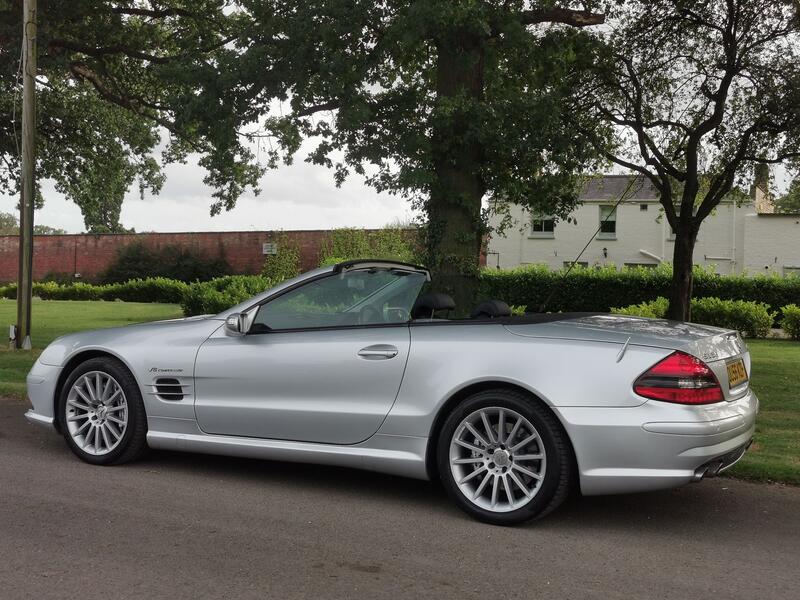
38, 315, 224, 367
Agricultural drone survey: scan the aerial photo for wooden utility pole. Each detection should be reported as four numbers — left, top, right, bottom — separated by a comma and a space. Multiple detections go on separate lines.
16, 0, 36, 350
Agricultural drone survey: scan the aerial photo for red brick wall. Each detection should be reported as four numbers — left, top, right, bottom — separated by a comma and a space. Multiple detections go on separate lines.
0, 229, 485, 283
0, 230, 336, 283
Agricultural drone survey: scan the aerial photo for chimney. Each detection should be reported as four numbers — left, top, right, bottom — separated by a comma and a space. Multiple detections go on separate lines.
752, 163, 775, 214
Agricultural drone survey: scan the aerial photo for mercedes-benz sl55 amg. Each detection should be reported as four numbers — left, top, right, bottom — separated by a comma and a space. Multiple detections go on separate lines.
25, 260, 757, 524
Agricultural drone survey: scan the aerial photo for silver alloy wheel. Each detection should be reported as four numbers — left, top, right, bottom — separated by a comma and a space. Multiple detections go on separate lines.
65, 371, 128, 456
449, 407, 547, 513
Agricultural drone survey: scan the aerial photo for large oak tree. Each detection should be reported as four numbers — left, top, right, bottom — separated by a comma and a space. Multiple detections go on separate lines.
220, 0, 607, 307
576, 0, 800, 320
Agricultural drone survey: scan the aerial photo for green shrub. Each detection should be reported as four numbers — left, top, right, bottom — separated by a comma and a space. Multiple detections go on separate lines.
690, 297, 774, 338
319, 226, 419, 266
181, 275, 275, 316
100, 242, 230, 284
262, 233, 301, 282
610, 297, 669, 319
781, 304, 800, 340
612, 296, 774, 338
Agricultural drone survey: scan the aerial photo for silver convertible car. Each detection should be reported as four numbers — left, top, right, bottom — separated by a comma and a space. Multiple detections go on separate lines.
25, 259, 757, 524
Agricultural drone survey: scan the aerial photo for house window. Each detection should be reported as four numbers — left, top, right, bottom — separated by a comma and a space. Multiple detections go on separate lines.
624, 262, 658, 270
640, 204, 648, 212
784, 266, 800, 277
598, 205, 617, 239
563, 261, 588, 269
530, 215, 555, 238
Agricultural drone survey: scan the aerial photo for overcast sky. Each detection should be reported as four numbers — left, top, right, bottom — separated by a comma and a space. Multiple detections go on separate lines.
0, 139, 417, 233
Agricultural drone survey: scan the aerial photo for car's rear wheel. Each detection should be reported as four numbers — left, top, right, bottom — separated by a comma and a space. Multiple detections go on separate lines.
57, 356, 148, 465
437, 389, 572, 525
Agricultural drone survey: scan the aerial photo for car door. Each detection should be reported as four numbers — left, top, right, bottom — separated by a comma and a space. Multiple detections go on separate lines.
193, 267, 426, 445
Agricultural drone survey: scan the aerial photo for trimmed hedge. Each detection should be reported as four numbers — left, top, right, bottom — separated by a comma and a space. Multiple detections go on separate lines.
2, 264, 798, 326
781, 304, 800, 340
0, 278, 189, 304
611, 296, 775, 338
480, 264, 800, 322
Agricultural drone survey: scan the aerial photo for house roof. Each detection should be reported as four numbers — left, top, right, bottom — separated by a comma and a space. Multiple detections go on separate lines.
580, 175, 659, 201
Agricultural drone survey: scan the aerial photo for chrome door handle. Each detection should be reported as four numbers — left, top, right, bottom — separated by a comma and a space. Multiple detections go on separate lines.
357, 345, 399, 360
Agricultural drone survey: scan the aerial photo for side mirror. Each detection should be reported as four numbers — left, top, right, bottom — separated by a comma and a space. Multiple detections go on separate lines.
224, 313, 248, 335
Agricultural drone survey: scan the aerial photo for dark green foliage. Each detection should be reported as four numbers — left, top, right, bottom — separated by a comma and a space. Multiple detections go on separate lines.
775, 179, 800, 214
480, 265, 800, 324
100, 243, 230, 284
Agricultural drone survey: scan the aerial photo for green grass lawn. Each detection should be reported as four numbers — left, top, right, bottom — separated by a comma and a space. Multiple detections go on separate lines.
0, 299, 182, 399
728, 339, 800, 485
0, 299, 797, 485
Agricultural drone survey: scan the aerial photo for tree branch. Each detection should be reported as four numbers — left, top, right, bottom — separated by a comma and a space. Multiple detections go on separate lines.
519, 8, 605, 28
294, 101, 340, 118
50, 39, 171, 64
110, 7, 196, 19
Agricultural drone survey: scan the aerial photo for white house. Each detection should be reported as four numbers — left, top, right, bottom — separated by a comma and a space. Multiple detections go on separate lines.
487, 175, 800, 276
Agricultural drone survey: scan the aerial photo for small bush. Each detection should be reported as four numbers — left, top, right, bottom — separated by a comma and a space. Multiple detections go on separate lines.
319, 226, 419, 266
691, 297, 774, 338
262, 234, 301, 282
181, 275, 275, 316
781, 304, 800, 340
101, 242, 230, 284
610, 297, 669, 319
612, 296, 774, 338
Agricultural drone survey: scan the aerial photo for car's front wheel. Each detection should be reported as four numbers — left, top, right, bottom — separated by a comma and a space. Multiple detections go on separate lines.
57, 356, 148, 465
437, 389, 573, 525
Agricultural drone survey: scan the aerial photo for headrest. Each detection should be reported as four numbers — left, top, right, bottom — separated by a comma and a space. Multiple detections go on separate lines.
471, 299, 512, 319
411, 292, 456, 319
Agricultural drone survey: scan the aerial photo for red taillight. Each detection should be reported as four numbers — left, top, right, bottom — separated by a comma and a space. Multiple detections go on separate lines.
633, 351, 723, 404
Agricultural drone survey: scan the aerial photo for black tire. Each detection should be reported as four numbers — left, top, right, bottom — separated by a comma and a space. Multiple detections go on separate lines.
436, 388, 573, 525
57, 356, 148, 465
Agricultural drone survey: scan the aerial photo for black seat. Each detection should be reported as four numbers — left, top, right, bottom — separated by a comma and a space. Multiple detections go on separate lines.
411, 292, 455, 319
471, 299, 511, 319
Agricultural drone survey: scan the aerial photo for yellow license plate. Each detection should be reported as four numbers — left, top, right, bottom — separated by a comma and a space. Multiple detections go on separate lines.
727, 359, 748, 388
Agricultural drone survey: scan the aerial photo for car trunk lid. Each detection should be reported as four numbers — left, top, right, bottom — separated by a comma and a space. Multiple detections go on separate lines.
504, 314, 750, 400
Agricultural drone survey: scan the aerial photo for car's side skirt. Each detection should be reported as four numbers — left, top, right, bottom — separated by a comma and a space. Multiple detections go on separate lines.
146, 418, 429, 481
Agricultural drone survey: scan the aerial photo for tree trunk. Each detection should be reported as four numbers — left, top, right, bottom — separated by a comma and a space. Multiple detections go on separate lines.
667, 223, 698, 322
426, 36, 486, 315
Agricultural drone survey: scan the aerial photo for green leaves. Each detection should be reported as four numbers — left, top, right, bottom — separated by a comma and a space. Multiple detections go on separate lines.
0, 0, 258, 231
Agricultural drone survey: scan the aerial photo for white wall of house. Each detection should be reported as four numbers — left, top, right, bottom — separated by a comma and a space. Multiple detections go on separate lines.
488, 199, 752, 274
742, 214, 800, 275
488, 173, 800, 275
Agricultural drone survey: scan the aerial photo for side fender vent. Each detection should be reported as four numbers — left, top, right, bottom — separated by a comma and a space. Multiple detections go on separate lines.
154, 377, 185, 401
